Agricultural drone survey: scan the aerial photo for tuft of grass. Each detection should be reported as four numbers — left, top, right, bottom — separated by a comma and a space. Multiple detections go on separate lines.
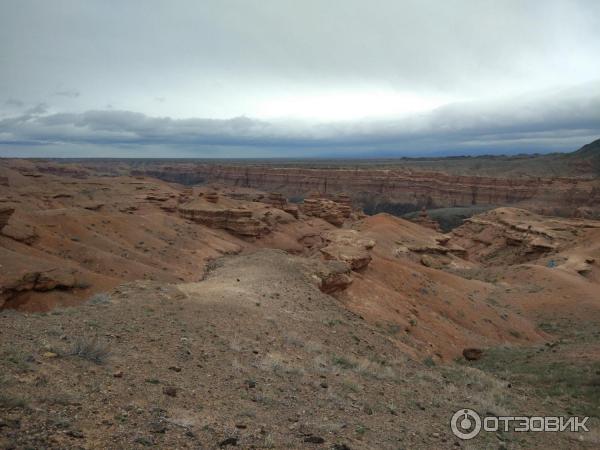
332, 356, 358, 370
465, 345, 600, 418
68, 336, 109, 364
423, 356, 436, 367
4, 349, 33, 372
0, 392, 29, 409
86, 293, 111, 305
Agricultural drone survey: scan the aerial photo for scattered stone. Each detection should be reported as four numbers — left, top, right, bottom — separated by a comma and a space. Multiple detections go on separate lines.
134, 435, 154, 446
219, 437, 238, 447
304, 435, 325, 444
462, 348, 484, 361
149, 421, 167, 434
113, 371, 124, 378
66, 430, 84, 438
162, 386, 178, 397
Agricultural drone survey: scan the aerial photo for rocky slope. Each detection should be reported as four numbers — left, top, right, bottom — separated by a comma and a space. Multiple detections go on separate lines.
1, 250, 593, 450
0, 160, 550, 361
2, 159, 600, 448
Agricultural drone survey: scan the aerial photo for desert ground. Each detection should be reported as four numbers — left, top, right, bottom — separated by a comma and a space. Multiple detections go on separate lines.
1, 147, 600, 449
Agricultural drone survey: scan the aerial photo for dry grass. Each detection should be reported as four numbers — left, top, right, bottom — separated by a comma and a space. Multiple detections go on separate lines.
68, 336, 110, 364
0, 393, 29, 409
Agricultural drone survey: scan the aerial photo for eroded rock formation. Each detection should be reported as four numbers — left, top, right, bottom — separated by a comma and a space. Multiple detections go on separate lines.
320, 229, 375, 271
301, 193, 352, 226
0, 206, 14, 232
127, 163, 600, 218
450, 207, 600, 266
178, 196, 270, 238
410, 207, 441, 232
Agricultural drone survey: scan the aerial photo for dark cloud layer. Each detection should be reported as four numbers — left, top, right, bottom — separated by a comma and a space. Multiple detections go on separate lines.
0, 1, 599, 157
1, 82, 599, 157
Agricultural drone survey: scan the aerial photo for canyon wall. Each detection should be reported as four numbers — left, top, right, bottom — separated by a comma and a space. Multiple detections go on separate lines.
131, 164, 600, 217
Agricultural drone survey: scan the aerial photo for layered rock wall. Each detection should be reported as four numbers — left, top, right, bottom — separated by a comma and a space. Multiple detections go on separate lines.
131, 164, 600, 216
178, 201, 269, 238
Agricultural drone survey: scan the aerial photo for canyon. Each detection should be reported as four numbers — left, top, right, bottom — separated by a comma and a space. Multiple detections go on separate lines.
1, 149, 600, 449
34, 138, 594, 220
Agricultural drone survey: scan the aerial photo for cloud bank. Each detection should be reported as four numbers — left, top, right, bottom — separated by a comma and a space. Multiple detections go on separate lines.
1, 0, 599, 157
1, 82, 599, 157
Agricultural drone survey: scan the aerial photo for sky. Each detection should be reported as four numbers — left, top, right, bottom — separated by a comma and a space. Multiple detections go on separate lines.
1, 0, 599, 158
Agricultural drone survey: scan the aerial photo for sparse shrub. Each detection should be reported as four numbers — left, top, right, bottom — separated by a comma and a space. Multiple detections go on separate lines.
43, 392, 79, 406
283, 332, 305, 347
68, 336, 109, 364
262, 434, 276, 448
386, 401, 398, 415
0, 393, 29, 409
74, 280, 92, 289
356, 358, 397, 380
204, 258, 224, 274
423, 356, 436, 367
387, 324, 402, 335
4, 349, 33, 372
332, 355, 358, 370
342, 379, 360, 393
86, 293, 111, 305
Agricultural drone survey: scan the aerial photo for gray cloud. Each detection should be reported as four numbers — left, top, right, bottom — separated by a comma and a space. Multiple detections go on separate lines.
1, 82, 599, 157
0, 1, 599, 156
54, 89, 80, 98
4, 98, 24, 107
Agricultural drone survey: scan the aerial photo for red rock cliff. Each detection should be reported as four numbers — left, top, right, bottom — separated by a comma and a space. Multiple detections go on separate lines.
132, 164, 600, 217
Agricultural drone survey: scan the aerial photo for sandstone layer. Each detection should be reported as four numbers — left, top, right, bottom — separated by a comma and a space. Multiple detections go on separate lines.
126, 163, 600, 218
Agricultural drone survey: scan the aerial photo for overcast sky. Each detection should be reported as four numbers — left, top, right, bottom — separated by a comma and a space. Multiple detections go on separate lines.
1, 0, 599, 157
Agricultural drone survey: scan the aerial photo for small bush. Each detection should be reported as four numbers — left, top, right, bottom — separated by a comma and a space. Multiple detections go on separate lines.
86, 293, 111, 305
332, 356, 358, 370
0, 393, 29, 409
68, 336, 109, 364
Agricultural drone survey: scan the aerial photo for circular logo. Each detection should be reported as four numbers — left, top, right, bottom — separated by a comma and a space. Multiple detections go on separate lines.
451, 409, 482, 440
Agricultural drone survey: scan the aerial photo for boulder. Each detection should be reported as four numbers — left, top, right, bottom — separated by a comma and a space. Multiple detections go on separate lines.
320, 230, 375, 271
462, 348, 483, 361
1, 220, 37, 244
313, 260, 354, 294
